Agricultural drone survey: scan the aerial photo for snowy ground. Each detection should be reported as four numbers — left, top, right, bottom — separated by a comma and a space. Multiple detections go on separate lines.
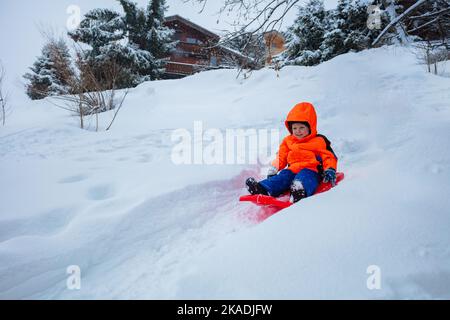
1, 46, 450, 299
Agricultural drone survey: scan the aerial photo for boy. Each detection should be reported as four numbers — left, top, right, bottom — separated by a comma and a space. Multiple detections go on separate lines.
246, 102, 338, 203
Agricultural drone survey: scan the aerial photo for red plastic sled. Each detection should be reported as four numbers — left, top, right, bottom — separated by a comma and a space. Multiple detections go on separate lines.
239, 172, 345, 209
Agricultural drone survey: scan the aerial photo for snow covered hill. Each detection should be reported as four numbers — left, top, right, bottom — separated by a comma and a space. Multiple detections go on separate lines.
1, 46, 450, 299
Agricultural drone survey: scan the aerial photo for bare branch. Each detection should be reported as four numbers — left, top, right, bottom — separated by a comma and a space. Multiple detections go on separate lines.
372, 0, 435, 46
197, 0, 300, 48
46, 42, 129, 130
407, 16, 440, 34
409, 4, 450, 19
106, 88, 129, 131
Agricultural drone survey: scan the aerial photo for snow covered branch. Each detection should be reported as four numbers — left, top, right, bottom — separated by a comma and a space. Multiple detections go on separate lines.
372, 0, 429, 46
373, 0, 450, 46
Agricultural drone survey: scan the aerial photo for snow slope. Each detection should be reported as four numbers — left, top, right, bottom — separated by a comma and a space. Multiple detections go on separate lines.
1, 46, 450, 299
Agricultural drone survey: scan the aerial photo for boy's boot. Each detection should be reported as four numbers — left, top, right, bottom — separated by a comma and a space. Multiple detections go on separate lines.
290, 180, 306, 203
246, 178, 268, 195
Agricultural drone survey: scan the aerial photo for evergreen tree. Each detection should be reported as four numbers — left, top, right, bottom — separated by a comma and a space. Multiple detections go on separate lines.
282, 0, 386, 66
119, 0, 148, 49
24, 39, 74, 100
69, 8, 125, 56
283, 0, 327, 66
321, 0, 375, 61
320, 0, 348, 61
146, 0, 175, 61
69, 7, 148, 89
69, 1, 175, 87
119, 0, 176, 78
118, 0, 175, 80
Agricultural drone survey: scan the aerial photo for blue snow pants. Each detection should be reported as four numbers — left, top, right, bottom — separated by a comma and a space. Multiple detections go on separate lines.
259, 168, 320, 198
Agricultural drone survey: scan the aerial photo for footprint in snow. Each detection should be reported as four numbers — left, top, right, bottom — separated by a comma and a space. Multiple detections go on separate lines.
75, 157, 93, 162
86, 184, 115, 201
58, 174, 88, 184
136, 154, 153, 163
0, 207, 76, 243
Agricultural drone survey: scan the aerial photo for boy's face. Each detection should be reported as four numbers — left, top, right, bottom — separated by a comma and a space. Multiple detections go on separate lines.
292, 123, 310, 139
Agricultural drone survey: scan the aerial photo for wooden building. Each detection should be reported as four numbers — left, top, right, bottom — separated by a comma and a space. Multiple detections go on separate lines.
163, 15, 254, 78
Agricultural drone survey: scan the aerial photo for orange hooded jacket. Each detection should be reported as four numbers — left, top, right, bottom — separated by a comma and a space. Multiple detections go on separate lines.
271, 102, 338, 174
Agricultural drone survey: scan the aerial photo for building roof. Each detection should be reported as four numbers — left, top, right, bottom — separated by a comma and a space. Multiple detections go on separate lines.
165, 15, 220, 41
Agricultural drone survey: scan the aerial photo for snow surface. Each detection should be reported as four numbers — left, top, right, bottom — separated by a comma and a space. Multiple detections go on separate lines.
1, 46, 450, 299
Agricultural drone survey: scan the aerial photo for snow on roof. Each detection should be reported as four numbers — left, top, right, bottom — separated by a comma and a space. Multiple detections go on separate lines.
165, 15, 220, 40
218, 44, 257, 64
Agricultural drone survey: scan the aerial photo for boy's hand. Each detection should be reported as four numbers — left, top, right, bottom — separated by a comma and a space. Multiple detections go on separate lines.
267, 166, 278, 179
323, 168, 336, 186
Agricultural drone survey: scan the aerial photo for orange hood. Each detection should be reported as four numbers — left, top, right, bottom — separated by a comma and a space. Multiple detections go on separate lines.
285, 102, 318, 138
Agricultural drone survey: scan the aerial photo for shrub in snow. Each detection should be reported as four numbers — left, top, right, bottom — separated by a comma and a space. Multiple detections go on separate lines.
23, 39, 75, 100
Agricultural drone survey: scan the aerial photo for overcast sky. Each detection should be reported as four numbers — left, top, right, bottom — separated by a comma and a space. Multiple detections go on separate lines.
0, 0, 338, 100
